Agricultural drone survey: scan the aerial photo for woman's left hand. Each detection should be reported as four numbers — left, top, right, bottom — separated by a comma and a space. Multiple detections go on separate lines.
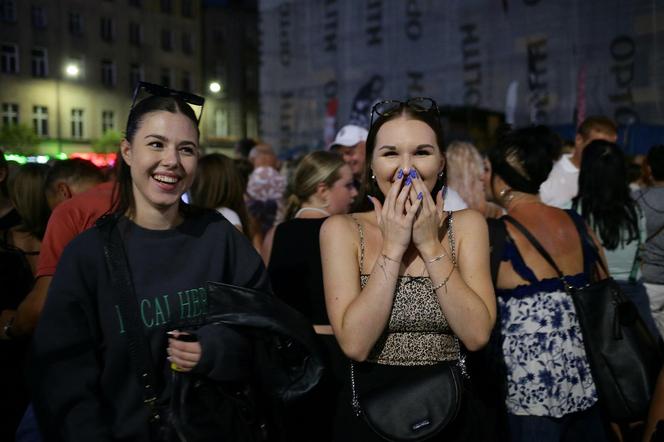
408, 173, 446, 257
167, 331, 201, 372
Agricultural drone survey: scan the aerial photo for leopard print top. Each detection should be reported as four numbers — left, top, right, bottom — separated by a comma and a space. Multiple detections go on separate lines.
353, 214, 460, 366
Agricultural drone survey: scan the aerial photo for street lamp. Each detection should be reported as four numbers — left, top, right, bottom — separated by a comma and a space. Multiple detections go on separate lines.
65, 63, 80, 78
56, 62, 80, 153
209, 81, 222, 94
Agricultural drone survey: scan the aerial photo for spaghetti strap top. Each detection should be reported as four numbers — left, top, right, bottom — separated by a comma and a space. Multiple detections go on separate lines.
350, 213, 459, 366
497, 210, 594, 300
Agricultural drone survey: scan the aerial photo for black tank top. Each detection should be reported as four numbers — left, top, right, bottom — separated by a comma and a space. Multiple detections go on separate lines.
268, 217, 329, 325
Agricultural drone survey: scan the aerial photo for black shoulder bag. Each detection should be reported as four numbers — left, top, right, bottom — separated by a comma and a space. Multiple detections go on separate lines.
503, 214, 662, 422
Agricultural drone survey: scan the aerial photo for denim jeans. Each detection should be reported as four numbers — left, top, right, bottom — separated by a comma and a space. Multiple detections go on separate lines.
15, 404, 42, 442
508, 404, 609, 442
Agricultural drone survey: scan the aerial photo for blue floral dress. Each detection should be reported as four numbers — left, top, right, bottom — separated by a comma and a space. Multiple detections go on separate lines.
496, 215, 598, 418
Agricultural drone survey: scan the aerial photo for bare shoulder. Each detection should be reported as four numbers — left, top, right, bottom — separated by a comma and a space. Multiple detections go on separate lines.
450, 208, 487, 234
321, 213, 359, 240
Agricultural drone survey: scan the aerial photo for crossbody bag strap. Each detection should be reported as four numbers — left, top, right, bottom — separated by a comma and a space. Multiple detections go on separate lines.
646, 222, 664, 243
502, 215, 565, 279
564, 210, 610, 279
97, 215, 163, 427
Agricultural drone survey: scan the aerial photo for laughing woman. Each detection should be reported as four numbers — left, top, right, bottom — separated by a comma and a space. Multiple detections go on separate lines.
321, 98, 495, 441
29, 85, 271, 441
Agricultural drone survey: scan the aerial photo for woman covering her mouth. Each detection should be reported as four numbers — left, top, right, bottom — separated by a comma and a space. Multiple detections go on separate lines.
320, 97, 496, 441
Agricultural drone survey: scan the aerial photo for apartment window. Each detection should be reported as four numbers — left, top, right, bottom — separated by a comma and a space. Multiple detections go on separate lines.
69, 12, 83, 35
129, 63, 143, 89
100, 17, 115, 42
31, 48, 48, 77
182, 32, 193, 55
181, 0, 193, 18
181, 71, 191, 92
161, 29, 173, 51
71, 108, 84, 138
1, 44, 18, 74
129, 22, 142, 46
102, 110, 114, 132
128, 0, 142, 7
160, 68, 171, 88
1, 103, 18, 126
214, 109, 228, 137
31, 5, 47, 29
160, 0, 172, 13
0, 0, 16, 22
101, 60, 116, 87
33, 106, 48, 136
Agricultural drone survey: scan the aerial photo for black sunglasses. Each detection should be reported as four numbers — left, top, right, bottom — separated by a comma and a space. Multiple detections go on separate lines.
130, 81, 205, 123
369, 97, 440, 127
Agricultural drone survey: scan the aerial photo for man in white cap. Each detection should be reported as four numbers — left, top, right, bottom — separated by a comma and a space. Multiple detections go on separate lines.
328, 124, 368, 186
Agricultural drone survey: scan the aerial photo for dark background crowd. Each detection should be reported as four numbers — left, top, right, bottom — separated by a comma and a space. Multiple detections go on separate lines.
1, 110, 663, 441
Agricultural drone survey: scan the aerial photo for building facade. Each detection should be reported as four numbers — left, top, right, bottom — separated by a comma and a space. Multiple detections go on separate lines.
0, 0, 260, 156
202, 0, 260, 149
258, 0, 664, 153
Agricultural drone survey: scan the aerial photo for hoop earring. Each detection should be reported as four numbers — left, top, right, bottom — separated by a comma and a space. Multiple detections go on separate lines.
499, 187, 514, 204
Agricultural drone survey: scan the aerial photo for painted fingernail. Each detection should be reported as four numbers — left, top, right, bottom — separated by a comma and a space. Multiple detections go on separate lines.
405, 177, 412, 186
397, 169, 403, 179
417, 192, 423, 200
410, 169, 417, 179
367, 195, 374, 204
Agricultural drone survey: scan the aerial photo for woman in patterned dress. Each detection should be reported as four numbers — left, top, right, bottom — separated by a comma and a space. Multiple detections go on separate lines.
487, 126, 610, 441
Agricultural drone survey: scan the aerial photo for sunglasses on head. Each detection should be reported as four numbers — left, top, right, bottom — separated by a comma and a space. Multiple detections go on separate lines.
369, 97, 440, 127
130, 81, 205, 123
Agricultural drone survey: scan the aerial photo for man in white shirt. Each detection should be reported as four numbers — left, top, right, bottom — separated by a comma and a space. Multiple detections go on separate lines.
540, 116, 618, 208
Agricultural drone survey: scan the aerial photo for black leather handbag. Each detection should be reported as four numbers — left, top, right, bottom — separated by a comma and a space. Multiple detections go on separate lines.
504, 213, 662, 422
97, 214, 324, 441
350, 361, 463, 441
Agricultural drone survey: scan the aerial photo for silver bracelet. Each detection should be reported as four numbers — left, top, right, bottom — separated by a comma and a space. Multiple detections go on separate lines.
381, 253, 400, 264
432, 265, 456, 294
426, 252, 447, 264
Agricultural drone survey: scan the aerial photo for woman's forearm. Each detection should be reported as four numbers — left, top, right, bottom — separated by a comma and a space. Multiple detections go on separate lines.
334, 254, 401, 361
425, 257, 495, 350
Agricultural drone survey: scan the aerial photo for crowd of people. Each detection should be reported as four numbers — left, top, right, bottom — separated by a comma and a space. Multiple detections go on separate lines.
0, 85, 664, 442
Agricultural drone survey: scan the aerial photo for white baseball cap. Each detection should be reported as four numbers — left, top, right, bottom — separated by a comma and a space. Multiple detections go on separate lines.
328, 124, 368, 150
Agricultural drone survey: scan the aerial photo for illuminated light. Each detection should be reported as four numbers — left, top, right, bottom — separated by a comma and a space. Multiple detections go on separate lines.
65, 64, 80, 77
209, 82, 221, 93
2, 152, 117, 167
70, 152, 117, 167
3, 154, 27, 164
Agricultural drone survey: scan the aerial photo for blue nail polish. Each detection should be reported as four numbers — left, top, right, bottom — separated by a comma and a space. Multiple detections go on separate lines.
417, 192, 423, 200
367, 195, 374, 204
397, 169, 403, 179
410, 169, 417, 179
405, 177, 412, 186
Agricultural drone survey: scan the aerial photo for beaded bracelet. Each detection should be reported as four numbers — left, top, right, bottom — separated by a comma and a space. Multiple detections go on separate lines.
432, 265, 456, 294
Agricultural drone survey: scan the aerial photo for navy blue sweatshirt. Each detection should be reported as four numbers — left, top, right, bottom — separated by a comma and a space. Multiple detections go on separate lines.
30, 210, 270, 441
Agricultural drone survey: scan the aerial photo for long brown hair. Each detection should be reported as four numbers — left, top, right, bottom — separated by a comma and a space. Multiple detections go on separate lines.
10, 163, 51, 239
190, 153, 251, 235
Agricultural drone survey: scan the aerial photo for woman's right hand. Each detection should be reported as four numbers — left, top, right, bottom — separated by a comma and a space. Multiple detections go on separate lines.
368, 168, 421, 260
